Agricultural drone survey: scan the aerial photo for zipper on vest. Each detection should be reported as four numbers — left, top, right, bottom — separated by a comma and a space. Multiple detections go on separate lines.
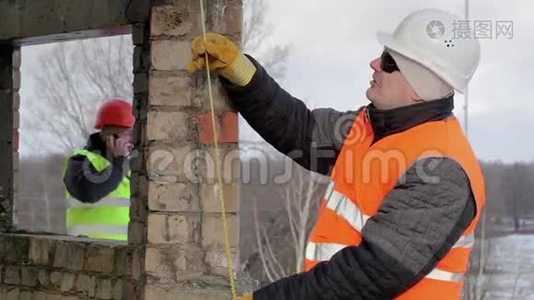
363, 108, 375, 141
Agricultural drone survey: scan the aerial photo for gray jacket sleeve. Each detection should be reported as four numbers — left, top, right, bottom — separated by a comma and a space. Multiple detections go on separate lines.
63, 155, 128, 203
221, 56, 359, 176
253, 157, 476, 300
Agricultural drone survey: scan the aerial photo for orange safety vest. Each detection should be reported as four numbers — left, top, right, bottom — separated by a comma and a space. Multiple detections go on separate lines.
305, 109, 485, 299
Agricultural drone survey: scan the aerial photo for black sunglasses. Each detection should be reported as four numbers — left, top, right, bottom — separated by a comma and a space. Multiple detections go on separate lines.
381, 51, 400, 73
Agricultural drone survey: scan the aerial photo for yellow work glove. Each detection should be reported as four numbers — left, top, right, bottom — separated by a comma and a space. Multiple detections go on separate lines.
233, 294, 253, 300
188, 33, 256, 86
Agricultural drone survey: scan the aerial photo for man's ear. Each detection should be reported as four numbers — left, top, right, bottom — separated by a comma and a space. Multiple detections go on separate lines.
410, 87, 424, 103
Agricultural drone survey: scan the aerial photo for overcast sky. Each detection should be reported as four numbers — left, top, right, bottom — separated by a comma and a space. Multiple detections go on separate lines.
243, 0, 534, 163
20, 0, 534, 162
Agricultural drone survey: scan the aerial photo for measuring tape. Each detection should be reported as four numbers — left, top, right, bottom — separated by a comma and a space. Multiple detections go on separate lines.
198, 0, 238, 297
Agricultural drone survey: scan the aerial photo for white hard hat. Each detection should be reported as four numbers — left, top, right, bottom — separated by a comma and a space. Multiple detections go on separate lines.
377, 9, 481, 94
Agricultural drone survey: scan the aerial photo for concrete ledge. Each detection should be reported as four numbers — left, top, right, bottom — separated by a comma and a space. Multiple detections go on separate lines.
0, 233, 132, 299
0, 0, 149, 45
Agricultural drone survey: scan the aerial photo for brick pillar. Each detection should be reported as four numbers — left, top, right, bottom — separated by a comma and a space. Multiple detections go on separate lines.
0, 45, 20, 233
123, 19, 149, 298
128, 0, 244, 299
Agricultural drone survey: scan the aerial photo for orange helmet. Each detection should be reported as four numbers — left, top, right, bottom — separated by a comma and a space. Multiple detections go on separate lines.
94, 98, 136, 129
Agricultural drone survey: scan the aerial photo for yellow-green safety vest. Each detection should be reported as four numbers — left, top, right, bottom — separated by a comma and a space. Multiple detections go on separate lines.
64, 149, 130, 241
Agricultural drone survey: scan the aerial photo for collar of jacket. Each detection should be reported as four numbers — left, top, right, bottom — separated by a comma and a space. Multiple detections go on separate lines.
366, 94, 454, 143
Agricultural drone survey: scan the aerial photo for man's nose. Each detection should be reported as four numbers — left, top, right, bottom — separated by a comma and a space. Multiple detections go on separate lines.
370, 58, 382, 72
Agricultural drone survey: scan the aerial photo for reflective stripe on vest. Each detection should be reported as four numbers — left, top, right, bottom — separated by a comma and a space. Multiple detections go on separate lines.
305, 235, 475, 261
304, 110, 486, 299
306, 240, 469, 282
326, 184, 370, 232
69, 224, 128, 237
425, 268, 464, 282
315, 182, 476, 252
305, 242, 345, 262
68, 197, 130, 208
306, 184, 475, 282
452, 234, 475, 248
64, 149, 130, 241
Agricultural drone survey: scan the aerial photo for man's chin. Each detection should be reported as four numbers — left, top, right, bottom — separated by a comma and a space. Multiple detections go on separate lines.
365, 89, 376, 103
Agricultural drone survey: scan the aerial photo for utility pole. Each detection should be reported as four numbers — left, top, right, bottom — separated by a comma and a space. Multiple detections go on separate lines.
464, 0, 470, 137
464, 1, 486, 299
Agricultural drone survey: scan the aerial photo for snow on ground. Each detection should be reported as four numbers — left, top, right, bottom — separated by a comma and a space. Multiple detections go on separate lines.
481, 234, 534, 299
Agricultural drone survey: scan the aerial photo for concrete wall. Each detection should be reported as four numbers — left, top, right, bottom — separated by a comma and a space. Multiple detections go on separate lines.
0, 0, 246, 299
0, 235, 130, 299
0, 44, 18, 233
0, 0, 138, 45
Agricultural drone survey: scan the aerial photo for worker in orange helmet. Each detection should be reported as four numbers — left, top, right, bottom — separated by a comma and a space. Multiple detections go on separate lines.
63, 98, 135, 241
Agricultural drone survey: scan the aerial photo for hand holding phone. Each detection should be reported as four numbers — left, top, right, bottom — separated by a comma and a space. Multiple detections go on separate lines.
106, 134, 134, 158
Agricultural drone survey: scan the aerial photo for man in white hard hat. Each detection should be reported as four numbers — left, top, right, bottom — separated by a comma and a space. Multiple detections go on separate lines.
189, 9, 485, 300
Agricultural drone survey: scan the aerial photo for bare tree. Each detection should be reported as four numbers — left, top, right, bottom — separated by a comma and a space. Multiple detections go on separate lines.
22, 1, 288, 153
243, 157, 327, 284
238, 0, 291, 143
22, 35, 133, 156
242, 0, 290, 80
283, 169, 326, 274
498, 163, 532, 232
